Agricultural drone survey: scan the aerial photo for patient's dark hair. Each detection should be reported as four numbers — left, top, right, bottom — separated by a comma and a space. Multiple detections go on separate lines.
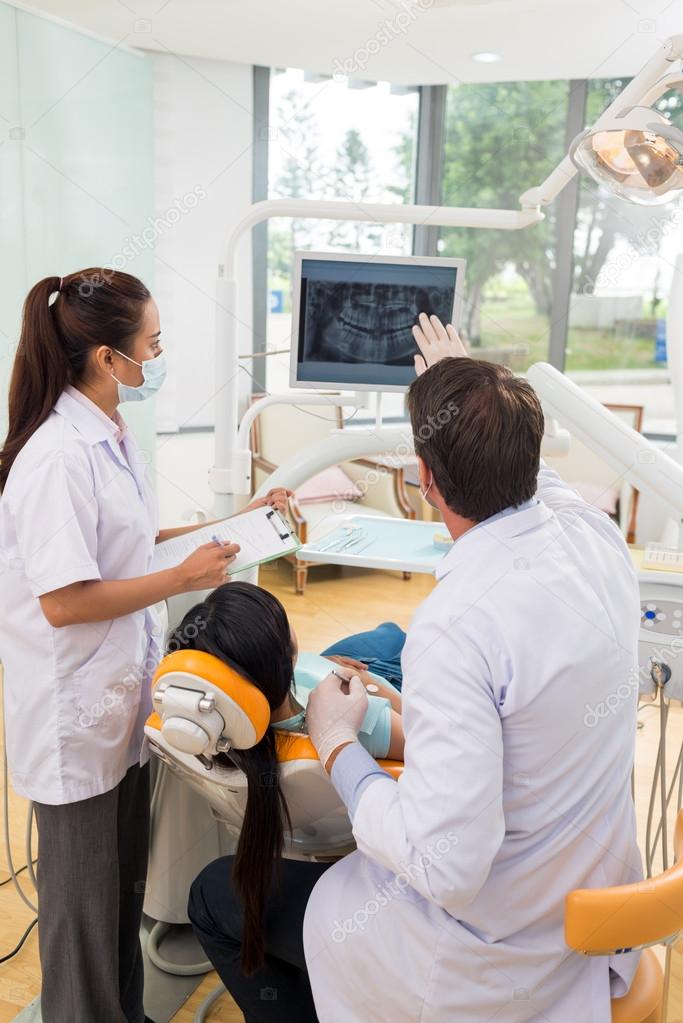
168, 582, 294, 975
407, 357, 544, 521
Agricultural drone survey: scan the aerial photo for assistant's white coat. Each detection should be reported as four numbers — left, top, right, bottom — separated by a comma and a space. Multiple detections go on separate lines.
0, 386, 162, 804
304, 467, 643, 1022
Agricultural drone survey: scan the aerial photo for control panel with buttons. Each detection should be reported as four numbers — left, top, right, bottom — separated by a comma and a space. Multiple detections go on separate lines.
640, 600, 683, 634
639, 581, 683, 698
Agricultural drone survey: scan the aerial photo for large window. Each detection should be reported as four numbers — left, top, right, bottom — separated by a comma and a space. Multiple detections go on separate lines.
439, 80, 570, 372
265, 70, 419, 393
260, 69, 680, 434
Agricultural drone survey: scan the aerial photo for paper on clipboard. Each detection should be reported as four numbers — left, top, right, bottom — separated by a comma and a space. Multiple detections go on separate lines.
151, 505, 300, 576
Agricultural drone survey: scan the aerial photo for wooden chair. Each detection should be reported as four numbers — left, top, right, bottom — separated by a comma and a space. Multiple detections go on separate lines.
249, 396, 415, 594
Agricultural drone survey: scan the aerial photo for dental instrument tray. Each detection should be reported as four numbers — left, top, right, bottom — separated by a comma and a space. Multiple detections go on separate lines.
298, 514, 450, 574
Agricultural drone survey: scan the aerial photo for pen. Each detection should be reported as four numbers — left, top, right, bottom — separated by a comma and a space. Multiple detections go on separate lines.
211, 534, 225, 546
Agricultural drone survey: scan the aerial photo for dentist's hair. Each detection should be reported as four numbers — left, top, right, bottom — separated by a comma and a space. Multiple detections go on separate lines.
168, 582, 294, 975
408, 357, 544, 522
0, 269, 150, 492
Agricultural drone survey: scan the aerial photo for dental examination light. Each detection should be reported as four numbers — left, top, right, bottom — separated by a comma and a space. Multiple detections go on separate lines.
569, 107, 683, 207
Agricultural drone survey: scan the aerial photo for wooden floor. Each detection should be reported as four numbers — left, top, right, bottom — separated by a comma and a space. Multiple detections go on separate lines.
0, 558, 680, 1021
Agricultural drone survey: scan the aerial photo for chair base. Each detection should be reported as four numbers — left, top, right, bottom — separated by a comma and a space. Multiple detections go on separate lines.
611, 948, 663, 1023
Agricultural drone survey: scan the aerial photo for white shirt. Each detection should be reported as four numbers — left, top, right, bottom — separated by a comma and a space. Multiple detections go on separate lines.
304, 465, 643, 1022
0, 385, 162, 804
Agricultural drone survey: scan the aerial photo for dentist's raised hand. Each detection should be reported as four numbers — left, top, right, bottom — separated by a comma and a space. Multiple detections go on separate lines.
412, 313, 469, 376
306, 668, 369, 773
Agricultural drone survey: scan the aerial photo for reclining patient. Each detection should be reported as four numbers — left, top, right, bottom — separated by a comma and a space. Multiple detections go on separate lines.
170, 580, 404, 978
167, 580, 405, 763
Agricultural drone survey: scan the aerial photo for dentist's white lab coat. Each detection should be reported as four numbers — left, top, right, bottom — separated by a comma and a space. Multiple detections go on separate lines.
304, 466, 643, 1022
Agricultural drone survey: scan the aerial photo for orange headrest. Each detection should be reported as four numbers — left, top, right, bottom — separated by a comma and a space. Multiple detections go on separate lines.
152, 648, 270, 751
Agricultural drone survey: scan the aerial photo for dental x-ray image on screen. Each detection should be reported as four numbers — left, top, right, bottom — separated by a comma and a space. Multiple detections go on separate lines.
290, 253, 466, 392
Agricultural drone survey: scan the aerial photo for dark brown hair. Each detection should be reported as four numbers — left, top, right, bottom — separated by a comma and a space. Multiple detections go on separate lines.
0, 268, 151, 492
169, 582, 294, 976
407, 357, 544, 522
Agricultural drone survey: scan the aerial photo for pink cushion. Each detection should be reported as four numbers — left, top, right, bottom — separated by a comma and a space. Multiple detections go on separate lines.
572, 480, 620, 515
295, 467, 363, 505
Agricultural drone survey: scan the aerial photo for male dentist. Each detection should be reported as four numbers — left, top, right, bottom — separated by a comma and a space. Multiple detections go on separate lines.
303, 314, 643, 1022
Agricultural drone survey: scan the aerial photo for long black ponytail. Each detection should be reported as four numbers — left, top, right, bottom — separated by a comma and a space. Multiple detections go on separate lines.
168, 582, 294, 975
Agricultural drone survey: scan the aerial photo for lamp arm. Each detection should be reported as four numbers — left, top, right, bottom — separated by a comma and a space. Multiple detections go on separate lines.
639, 70, 683, 110
221, 198, 543, 270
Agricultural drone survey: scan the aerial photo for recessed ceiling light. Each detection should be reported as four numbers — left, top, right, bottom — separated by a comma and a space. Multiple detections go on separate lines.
471, 52, 502, 63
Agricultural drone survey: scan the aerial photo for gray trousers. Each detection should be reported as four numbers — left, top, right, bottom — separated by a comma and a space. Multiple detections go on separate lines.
34, 762, 150, 1023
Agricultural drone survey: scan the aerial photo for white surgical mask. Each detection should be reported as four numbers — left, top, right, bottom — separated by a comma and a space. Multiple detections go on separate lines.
420, 475, 434, 504
112, 349, 167, 403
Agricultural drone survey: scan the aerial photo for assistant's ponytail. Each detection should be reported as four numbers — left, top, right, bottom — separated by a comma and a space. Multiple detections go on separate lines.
0, 277, 69, 492
0, 268, 151, 492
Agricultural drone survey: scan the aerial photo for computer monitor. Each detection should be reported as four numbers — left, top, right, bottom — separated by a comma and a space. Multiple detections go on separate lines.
289, 252, 466, 392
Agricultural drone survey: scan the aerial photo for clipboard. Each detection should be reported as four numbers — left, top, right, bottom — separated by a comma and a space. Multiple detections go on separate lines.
151, 505, 301, 576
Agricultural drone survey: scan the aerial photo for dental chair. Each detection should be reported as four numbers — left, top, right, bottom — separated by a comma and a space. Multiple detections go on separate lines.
564, 810, 683, 1022
144, 647, 403, 1021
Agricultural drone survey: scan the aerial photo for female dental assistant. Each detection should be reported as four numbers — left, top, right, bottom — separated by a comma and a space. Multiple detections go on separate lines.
0, 268, 290, 1023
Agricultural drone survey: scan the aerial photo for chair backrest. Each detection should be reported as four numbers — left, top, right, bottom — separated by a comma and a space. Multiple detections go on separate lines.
565, 809, 683, 956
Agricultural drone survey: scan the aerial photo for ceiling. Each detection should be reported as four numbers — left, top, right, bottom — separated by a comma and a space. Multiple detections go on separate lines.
11, 0, 683, 85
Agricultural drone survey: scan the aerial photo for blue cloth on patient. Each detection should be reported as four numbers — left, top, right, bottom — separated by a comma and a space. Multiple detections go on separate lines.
273, 652, 393, 759
321, 621, 406, 691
